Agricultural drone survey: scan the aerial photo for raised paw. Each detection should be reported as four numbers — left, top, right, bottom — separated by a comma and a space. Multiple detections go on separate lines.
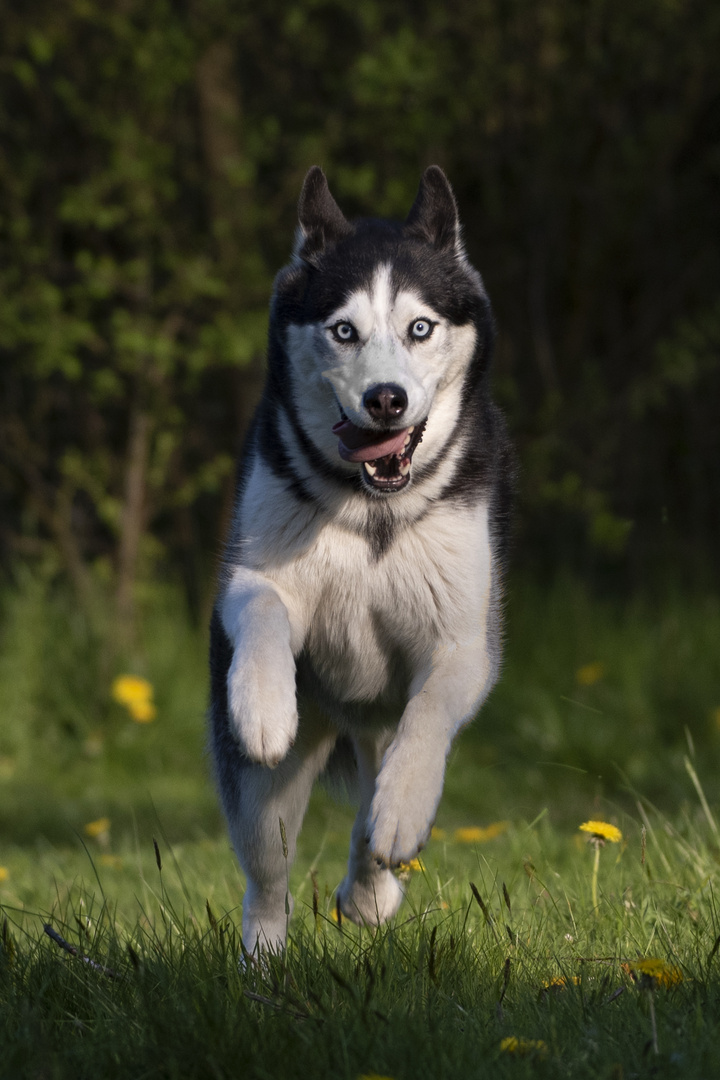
227, 643, 298, 767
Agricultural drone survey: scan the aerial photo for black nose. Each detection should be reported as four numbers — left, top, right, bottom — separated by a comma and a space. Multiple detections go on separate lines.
362, 383, 408, 423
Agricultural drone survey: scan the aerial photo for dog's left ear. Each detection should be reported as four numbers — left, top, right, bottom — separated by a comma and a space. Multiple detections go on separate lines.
296, 166, 352, 265
405, 166, 464, 255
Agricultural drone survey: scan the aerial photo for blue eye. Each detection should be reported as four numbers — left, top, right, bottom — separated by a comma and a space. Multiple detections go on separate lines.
410, 319, 434, 340
330, 322, 358, 343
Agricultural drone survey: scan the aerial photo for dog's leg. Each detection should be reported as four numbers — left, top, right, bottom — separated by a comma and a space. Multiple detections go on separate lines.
224, 732, 336, 953
369, 637, 494, 867
336, 731, 405, 926
221, 567, 303, 768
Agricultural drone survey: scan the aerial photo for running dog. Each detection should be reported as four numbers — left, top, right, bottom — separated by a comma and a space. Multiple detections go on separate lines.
210, 166, 512, 951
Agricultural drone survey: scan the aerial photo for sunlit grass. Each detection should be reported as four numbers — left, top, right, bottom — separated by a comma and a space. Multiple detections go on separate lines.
3, 794, 720, 1078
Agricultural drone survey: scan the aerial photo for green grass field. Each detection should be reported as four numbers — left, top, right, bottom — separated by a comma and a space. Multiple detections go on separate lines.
2, 572, 720, 1078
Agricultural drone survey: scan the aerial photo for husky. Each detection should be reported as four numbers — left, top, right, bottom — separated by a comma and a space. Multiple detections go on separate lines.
209, 166, 512, 952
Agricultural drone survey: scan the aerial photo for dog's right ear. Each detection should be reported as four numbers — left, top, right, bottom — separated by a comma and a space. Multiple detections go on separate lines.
296, 167, 352, 265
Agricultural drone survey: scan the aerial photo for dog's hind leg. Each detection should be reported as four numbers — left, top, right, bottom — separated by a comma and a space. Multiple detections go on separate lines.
222, 730, 336, 954
336, 731, 405, 926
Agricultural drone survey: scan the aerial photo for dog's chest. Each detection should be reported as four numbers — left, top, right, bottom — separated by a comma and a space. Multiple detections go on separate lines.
263, 503, 492, 704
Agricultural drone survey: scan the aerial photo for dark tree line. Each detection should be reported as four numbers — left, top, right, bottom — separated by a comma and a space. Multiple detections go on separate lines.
1, 0, 719, 628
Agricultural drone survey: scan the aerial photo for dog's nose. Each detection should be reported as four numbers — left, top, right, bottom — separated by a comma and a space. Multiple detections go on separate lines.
362, 383, 408, 423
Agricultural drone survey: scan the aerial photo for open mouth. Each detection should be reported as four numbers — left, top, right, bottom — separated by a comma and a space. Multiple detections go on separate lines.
332, 417, 427, 492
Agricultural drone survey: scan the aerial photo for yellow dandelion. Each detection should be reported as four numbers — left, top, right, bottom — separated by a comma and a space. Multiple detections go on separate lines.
430, 827, 446, 840
628, 958, 683, 988
499, 1037, 548, 1057
454, 821, 508, 843
358, 1074, 395, 1080
111, 675, 156, 723
128, 699, 157, 723
579, 820, 622, 845
397, 858, 423, 873
712, 706, 720, 730
576, 661, 605, 686
541, 974, 581, 991
0, 867, 9, 883
111, 675, 153, 704
84, 817, 111, 839
455, 827, 483, 843
580, 822, 621, 913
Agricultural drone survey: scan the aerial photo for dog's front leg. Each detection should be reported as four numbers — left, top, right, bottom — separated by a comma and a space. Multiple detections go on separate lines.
221, 567, 303, 768
336, 732, 405, 926
369, 637, 494, 866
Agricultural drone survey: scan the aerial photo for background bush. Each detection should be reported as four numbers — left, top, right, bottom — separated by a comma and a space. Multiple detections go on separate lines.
2, 0, 719, 631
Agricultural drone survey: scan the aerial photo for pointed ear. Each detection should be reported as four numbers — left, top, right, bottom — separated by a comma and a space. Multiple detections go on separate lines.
296, 166, 351, 264
405, 166, 463, 253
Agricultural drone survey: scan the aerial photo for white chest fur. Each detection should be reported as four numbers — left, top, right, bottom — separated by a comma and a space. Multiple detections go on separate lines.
229, 466, 493, 706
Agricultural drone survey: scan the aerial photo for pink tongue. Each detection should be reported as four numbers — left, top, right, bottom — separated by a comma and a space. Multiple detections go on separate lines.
332, 419, 410, 463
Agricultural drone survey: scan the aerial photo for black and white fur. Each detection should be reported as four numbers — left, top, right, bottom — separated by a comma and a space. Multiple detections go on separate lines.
210, 166, 512, 951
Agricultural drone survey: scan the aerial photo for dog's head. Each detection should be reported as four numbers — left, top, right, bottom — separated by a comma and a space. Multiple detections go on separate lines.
274, 167, 492, 495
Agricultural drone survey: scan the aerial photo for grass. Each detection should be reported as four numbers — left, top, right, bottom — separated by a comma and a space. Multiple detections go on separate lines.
2, 569, 720, 1077
3, 801, 720, 1078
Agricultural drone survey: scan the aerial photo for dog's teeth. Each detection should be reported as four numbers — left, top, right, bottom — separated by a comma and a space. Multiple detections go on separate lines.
399, 461, 411, 476
365, 463, 377, 476
403, 435, 411, 449
408, 426, 415, 434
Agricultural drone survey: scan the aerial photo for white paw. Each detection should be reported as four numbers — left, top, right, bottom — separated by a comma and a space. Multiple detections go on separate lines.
368, 739, 445, 866
336, 870, 404, 926
227, 643, 298, 767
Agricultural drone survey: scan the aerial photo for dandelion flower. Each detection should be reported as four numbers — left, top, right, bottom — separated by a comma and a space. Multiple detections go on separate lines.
430, 827, 446, 840
579, 821, 622, 845
397, 858, 423, 873
541, 975, 580, 992
499, 1037, 548, 1057
111, 675, 152, 705
111, 675, 156, 723
0, 867, 9, 883
625, 958, 680, 1055
580, 821, 621, 912
576, 662, 605, 686
454, 822, 508, 843
628, 958, 683, 989
84, 817, 111, 839
358, 1074, 395, 1080
129, 699, 157, 723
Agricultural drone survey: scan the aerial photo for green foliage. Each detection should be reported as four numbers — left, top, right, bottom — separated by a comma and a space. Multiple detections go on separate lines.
2, 0, 720, 604
0, 573, 218, 844
0, 1, 268, 612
